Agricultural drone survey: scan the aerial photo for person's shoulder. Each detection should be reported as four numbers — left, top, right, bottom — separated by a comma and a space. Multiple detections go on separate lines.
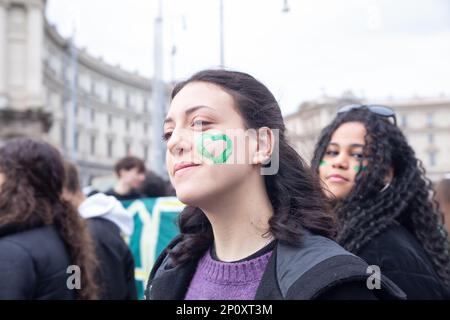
0, 225, 61, 247
0, 226, 71, 273
359, 223, 431, 270
367, 224, 415, 247
87, 217, 127, 250
0, 233, 33, 260
87, 217, 120, 234
277, 231, 406, 300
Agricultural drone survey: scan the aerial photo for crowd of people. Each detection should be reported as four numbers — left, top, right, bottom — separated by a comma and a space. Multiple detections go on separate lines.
0, 69, 449, 300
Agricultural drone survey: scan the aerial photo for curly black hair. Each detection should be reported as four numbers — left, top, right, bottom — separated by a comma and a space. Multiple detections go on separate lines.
311, 108, 450, 285
167, 69, 336, 266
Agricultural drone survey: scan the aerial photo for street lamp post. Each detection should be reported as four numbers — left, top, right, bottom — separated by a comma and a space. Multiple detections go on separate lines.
219, 0, 224, 68
152, 0, 166, 177
282, 0, 290, 13
69, 30, 78, 164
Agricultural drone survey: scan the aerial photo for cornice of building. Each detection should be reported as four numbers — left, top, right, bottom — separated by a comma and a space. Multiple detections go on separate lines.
285, 94, 362, 120
285, 94, 450, 120
0, 0, 45, 8
44, 20, 154, 92
372, 97, 450, 109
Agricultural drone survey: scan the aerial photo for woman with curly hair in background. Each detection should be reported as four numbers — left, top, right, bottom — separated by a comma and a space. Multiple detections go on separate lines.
0, 138, 99, 299
312, 105, 450, 299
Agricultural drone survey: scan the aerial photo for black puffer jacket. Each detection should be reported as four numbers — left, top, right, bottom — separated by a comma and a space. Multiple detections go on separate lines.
0, 225, 75, 300
357, 223, 450, 299
87, 218, 137, 299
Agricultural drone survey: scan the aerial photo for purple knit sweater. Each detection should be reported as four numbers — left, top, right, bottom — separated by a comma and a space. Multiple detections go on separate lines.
184, 248, 273, 300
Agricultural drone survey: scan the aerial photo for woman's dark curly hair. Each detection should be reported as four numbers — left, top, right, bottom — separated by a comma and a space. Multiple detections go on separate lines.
0, 138, 100, 299
167, 69, 336, 266
311, 108, 450, 285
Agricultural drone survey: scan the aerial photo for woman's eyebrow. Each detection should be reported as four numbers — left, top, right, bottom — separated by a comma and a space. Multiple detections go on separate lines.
164, 105, 216, 125
328, 142, 339, 147
328, 142, 364, 149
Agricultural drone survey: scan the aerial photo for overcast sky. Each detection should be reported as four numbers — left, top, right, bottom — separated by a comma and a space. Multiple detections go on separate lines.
46, 0, 450, 115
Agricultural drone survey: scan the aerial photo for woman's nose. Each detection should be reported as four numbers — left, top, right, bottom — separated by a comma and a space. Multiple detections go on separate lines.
167, 129, 192, 155
331, 154, 349, 170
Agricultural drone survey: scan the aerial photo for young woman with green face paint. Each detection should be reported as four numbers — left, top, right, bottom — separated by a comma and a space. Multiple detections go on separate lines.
317, 121, 372, 200
312, 107, 450, 299
146, 70, 406, 301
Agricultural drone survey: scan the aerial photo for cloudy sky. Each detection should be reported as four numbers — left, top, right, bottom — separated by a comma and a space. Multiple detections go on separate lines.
46, 0, 450, 115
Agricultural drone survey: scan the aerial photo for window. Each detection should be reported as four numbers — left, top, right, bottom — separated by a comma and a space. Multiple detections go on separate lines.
428, 133, 434, 144
91, 81, 96, 95
125, 142, 131, 155
74, 132, 79, 152
427, 113, 433, 128
108, 114, 113, 127
107, 138, 113, 158
90, 109, 95, 123
125, 119, 130, 132
143, 145, 149, 162
401, 115, 407, 127
108, 87, 113, 103
144, 98, 149, 113
429, 151, 436, 167
144, 123, 148, 134
60, 124, 66, 148
90, 135, 96, 155
126, 93, 131, 108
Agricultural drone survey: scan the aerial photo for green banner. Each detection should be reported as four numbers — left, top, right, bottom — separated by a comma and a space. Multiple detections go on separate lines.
121, 197, 184, 299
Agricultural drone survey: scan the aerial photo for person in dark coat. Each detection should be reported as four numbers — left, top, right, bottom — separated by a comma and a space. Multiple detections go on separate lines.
63, 162, 137, 300
312, 105, 450, 299
146, 70, 405, 300
0, 139, 99, 299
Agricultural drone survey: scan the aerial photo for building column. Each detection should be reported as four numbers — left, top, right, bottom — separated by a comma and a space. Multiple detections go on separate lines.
26, 0, 44, 108
0, 1, 7, 101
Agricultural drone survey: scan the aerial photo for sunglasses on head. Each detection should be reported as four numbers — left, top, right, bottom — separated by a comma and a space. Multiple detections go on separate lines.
337, 104, 397, 126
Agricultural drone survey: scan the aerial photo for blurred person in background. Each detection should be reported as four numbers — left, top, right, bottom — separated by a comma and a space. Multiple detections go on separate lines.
436, 178, 450, 238
63, 162, 137, 300
105, 156, 146, 201
312, 105, 450, 299
138, 170, 168, 198
0, 139, 99, 299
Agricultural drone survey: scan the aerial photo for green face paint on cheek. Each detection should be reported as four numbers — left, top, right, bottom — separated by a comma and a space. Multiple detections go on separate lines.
320, 160, 328, 167
196, 132, 233, 164
354, 165, 368, 172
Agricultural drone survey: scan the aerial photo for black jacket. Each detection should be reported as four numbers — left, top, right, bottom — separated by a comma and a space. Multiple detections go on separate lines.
87, 218, 137, 300
357, 224, 450, 299
0, 225, 75, 300
145, 231, 406, 300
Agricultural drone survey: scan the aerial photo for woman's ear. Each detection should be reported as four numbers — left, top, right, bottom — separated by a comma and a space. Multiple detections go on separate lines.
252, 127, 274, 165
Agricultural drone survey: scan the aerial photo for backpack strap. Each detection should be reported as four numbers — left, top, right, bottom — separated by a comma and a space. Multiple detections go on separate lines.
276, 232, 406, 300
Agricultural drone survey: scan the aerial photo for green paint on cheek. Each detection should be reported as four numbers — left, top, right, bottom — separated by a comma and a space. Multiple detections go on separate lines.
197, 132, 233, 164
354, 165, 368, 172
320, 160, 327, 167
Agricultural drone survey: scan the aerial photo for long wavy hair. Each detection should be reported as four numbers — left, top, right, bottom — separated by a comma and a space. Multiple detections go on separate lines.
166, 69, 336, 266
0, 138, 100, 299
311, 108, 450, 285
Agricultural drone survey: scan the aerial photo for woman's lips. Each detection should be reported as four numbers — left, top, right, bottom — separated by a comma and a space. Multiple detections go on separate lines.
327, 174, 349, 183
173, 162, 201, 176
